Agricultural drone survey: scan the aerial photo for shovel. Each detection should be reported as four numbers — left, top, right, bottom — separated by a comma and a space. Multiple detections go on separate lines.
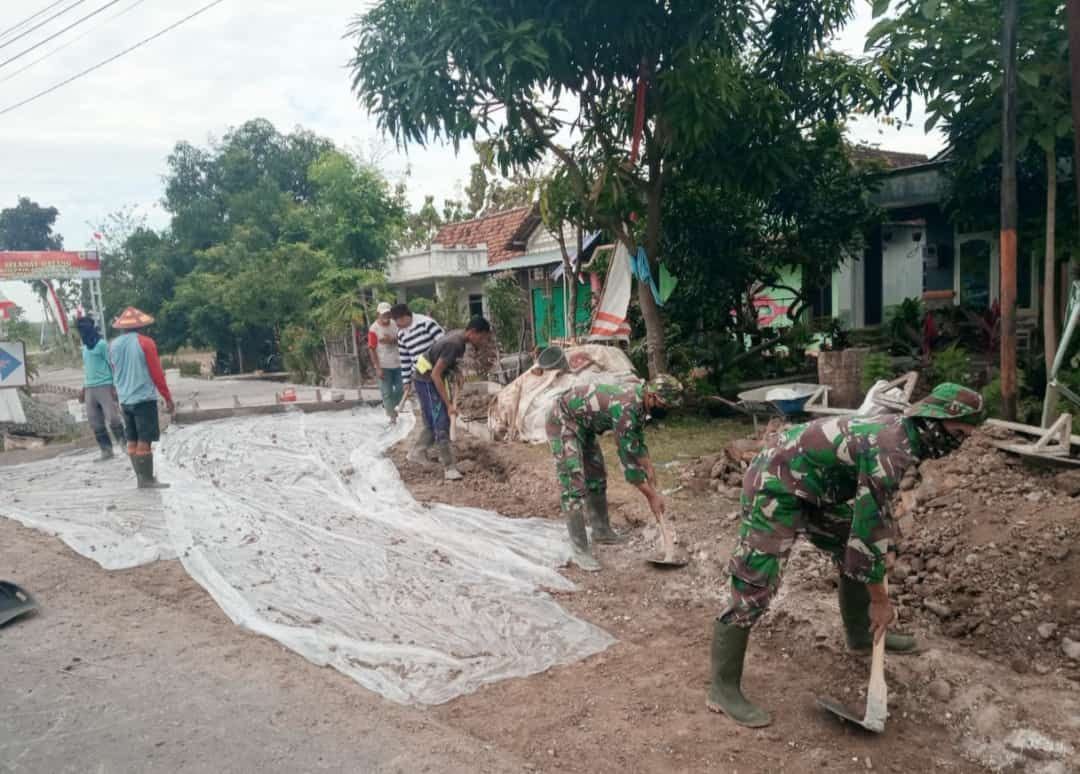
817, 579, 889, 733
0, 581, 38, 626
645, 508, 688, 568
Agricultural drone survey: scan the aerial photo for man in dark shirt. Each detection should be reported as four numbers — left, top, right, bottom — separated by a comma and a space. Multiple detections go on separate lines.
411, 317, 492, 480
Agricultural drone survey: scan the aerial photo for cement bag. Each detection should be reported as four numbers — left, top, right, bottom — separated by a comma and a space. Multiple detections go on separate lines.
489, 344, 640, 444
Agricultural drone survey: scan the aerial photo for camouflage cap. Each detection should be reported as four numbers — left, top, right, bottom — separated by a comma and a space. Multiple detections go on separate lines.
905, 382, 984, 424
646, 374, 684, 408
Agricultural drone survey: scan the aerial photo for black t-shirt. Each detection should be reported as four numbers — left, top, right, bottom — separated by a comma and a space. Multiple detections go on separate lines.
414, 330, 467, 382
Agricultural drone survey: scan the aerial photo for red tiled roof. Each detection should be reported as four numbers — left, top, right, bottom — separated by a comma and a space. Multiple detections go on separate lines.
433, 205, 541, 266
850, 145, 930, 170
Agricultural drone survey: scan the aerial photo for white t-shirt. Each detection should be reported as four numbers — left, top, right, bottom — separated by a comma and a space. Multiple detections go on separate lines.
368, 320, 401, 368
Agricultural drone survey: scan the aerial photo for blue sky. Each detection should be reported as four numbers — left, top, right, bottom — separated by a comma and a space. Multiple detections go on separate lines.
0, 0, 940, 320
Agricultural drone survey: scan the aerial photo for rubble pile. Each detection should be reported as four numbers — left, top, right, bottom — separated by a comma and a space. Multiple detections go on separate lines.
0, 389, 76, 439
678, 418, 786, 495
892, 431, 1080, 677
456, 391, 496, 422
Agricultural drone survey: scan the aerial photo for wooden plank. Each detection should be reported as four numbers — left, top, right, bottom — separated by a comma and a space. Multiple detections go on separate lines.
986, 417, 1080, 446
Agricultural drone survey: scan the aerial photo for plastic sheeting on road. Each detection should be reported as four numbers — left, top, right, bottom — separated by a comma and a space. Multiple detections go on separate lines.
0, 409, 615, 705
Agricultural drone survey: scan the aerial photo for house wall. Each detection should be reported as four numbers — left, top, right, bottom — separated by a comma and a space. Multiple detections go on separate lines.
881, 224, 925, 310
524, 223, 575, 256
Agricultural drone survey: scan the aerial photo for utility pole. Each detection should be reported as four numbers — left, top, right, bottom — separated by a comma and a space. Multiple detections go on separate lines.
999, 0, 1019, 421
1069, 0, 1080, 223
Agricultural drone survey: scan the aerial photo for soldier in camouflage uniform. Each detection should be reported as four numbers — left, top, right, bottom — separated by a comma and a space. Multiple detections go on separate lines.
707, 383, 984, 727
546, 375, 684, 571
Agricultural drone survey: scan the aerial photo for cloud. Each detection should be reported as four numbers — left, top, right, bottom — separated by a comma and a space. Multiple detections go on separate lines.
0, 0, 475, 247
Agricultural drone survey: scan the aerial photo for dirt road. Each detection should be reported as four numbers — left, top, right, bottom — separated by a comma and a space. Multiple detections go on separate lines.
0, 520, 524, 774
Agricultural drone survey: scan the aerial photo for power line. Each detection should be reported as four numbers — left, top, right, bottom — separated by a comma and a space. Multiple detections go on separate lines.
0, 0, 152, 86
0, 0, 71, 42
0, 0, 124, 69
0, 0, 91, 51
0, 0, 227, 118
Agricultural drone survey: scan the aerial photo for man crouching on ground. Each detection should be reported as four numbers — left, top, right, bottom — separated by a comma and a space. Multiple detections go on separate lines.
707, 383, 984, 728
410, 317, 492, 480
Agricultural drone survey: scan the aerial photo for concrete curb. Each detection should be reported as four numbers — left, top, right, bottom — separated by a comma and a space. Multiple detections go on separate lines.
172, 399, 383, 425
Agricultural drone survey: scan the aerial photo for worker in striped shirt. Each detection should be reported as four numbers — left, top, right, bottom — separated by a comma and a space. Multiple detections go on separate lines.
391, 303, 444, 390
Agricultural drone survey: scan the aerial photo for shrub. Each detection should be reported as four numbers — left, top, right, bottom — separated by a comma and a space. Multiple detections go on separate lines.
982, 370, 1043, 424
929, 343, 973, 386
178, 360, 202, 378
484, 273, 528, 352
861, 352, 896, 391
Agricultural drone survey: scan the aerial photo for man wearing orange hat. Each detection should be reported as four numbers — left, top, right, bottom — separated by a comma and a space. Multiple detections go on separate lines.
109, 307, 174, 489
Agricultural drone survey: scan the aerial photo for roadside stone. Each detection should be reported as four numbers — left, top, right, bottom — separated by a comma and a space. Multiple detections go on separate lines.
1053, 470, 1080, 497
1037, 623, 1058, 640
1062, 638, 1080, 661
971, 704, 1004, 737
1050, 544, 1072, 561
892, 562, 912, 582
927, 679, 951, 702
924, 600, 952, 619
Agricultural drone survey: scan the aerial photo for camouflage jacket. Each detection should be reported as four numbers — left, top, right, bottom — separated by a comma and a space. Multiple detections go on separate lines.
745, 413, 922, 583
555, 383, 650, 485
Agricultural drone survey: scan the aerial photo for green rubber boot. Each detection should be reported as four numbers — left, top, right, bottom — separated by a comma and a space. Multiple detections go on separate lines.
134, 454, 170, 490
838, 575, 917, 653
565, 507, 601, 572
586, 492, 626, 544
706, 620, 771, 727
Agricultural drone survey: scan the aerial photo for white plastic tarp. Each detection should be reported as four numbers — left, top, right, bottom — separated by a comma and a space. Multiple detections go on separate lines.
0, 409, 615, 704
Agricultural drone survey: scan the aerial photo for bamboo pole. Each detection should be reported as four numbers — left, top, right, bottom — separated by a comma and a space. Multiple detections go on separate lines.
999, 0, 1019, 421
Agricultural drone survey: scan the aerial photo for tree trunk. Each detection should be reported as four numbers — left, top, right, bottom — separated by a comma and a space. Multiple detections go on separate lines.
640, 171, 668, 377
999, 0, 1019, 421
1044, 146, 1058, 374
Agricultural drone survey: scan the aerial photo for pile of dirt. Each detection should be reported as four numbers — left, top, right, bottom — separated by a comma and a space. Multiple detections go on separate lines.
0, 389, 77, 439
677, 418, 785, 496
456, 391, 495, 421
389, 434, 563, 518
893, 430, 1080, 678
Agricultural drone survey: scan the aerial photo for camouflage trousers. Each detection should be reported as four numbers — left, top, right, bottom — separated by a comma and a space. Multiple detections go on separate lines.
720, 490, 854, 628
546, 405, 606, 512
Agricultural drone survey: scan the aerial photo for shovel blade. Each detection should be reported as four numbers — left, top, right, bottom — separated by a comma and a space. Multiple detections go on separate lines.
816, 697, 885, 734
646, 557, 689, 568
0, 581, 38, 626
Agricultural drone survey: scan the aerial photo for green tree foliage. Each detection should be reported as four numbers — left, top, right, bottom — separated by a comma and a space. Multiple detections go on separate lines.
660, 126, 880, 362
98, 119, 406, 376
348, 0, 883, 375
0, 197, 63, 251
867, 0, 1075, 368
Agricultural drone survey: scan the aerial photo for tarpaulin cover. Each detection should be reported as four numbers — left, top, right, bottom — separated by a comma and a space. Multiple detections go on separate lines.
488, 344, 640, 444
0, 409, 615, 704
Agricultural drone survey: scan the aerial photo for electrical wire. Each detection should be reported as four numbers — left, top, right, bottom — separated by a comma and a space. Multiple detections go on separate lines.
0, 0, 124, 69
0, 0, 227, 117
0, 0, 151, 86
0, 0, 91, 51
0, 0, 73, 42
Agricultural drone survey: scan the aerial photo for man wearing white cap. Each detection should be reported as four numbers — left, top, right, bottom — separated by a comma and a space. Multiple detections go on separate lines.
368, 301, 403, 424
